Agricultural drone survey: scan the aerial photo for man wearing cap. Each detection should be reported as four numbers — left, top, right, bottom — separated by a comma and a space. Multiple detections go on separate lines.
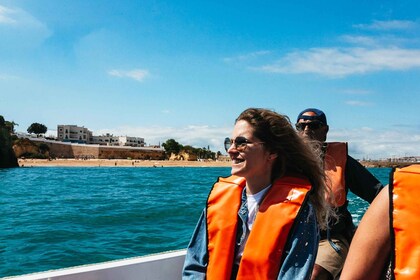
296, 108, 383, 280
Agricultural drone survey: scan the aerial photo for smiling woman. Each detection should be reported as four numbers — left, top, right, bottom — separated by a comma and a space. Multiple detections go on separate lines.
182, 108, 332, 280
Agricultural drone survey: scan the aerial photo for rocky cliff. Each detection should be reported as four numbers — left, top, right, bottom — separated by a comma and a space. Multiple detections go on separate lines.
13, 139, 165, 160
12, 138, 50, 159
0, 126, 19, 168
169, 150, 198, 161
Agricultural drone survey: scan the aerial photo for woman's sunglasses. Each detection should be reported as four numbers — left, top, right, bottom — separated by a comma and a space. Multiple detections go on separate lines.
224, 136, 264, 152
295, 121, 324, 131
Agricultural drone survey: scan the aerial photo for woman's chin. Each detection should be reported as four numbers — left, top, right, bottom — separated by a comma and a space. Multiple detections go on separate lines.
231, 164, 245, 176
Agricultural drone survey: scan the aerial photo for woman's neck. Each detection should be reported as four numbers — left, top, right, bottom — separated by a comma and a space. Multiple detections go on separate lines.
245, 176, 272, 195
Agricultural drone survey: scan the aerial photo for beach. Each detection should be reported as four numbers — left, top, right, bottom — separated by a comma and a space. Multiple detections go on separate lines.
18, 158, 232, 168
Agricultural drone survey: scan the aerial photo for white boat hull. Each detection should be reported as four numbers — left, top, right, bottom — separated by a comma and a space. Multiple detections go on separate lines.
3, 250, 186, 280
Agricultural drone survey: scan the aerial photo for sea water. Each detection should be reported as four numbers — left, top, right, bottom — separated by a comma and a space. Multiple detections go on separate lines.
0, 167, 391, 278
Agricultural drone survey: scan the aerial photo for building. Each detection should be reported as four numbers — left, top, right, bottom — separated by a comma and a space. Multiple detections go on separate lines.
90, 133, 119, 146
57, 125, 92, 144
57, 126, 145, 147
90, 134, 145, 147
118, 136, 145, 147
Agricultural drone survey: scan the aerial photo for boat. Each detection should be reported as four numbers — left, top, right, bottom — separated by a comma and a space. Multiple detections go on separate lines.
3, 250, 186, 280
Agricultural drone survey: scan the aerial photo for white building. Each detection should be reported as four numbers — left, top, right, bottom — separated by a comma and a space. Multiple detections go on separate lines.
90, 133, 119, 146
57, 125, 92, 144
91, 134, 145, 147
57, 126, 146, 147
118, 136, 145, 147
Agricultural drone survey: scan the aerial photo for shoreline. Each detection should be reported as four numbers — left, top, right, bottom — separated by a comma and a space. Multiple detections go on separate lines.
18, 158, 415, 168
18, 158, 232, 168
359, 160, 414, 168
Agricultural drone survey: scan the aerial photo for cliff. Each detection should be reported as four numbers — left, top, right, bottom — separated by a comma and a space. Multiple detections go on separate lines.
169, 150, 198, 161
12, 138, 50, 159
0, 126, 19, 168
13, 138, 166, 160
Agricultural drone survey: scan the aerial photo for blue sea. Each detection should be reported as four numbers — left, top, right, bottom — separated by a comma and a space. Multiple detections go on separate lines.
0, 167, 391, 278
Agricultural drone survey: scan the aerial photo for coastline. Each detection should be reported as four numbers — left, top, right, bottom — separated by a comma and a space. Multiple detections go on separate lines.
18, 158, 415, 168
18, 158, 232, 168
359, 160, 413, 168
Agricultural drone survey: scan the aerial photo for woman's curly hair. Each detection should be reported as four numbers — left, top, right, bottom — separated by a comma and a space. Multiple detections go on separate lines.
236, 108, 333, 230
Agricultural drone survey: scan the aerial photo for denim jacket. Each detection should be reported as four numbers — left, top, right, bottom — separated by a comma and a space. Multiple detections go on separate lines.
182, 189, 319, 280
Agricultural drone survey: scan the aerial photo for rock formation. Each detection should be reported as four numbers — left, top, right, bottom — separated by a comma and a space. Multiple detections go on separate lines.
0, 120, 19, 168
12, 138, 50, 159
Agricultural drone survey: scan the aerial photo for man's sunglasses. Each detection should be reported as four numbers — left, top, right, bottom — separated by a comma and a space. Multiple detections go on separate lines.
224, 136, 264, 152
295, 122, 324, 131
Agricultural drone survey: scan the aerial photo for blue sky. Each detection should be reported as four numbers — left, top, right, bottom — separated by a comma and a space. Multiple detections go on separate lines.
1, 0, 419, 159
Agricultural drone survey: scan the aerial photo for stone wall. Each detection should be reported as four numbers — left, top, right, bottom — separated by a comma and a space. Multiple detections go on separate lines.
97, 146, 165, 160
35, 140, 165, 160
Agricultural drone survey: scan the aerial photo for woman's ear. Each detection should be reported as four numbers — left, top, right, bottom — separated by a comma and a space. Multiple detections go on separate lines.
269, 154, 278, 161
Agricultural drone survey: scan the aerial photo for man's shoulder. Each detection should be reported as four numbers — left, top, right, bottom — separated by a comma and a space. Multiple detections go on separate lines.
345, 155, 383, 190
345, 154, 363, 166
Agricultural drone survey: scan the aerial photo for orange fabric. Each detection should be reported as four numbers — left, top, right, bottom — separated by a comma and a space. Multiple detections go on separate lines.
207, 176, 245, 279
206, 175, 312, 280
391, 164, 420, 280
324, 142, 347, 206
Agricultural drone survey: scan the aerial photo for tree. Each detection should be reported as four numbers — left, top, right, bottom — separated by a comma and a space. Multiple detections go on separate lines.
27, 123, 47, 136
183, 145, 197, 154
0, 116, 18, 134
5, 121, 18, 133
162, 139, 183, 155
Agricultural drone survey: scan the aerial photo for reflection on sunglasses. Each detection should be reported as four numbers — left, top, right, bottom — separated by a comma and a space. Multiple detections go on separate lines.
295, 122, 324, 131
224, 136, 264, 152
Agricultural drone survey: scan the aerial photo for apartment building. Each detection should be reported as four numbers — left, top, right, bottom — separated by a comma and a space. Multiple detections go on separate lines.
57, 126, 145, 147
90, 134, 145, 147
118, 136, 145, 147
57, 125, 92, 144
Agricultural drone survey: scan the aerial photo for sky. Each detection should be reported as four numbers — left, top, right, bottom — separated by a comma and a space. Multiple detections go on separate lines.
0, 0, 419, 159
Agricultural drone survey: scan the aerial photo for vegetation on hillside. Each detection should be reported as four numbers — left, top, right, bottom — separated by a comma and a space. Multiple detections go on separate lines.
0, 115, 19, 168
162, 138, 219, 160
2, 117, 18, 134
27, 122, 48, 136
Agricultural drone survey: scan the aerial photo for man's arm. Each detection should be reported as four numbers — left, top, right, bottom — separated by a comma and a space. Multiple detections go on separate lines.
340, 186, 390, 280
345, 155, 383, 202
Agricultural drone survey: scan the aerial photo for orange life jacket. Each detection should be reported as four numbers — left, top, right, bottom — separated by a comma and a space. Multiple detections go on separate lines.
324, 142, 347, 207
390, 164, 420, 280
206, 175, 312, 280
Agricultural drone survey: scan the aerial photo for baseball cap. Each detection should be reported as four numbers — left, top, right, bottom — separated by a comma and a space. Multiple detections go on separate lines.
296, 108, 327, 125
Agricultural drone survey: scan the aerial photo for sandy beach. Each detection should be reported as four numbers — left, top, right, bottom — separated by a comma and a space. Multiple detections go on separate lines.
18, 158, 232, 168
